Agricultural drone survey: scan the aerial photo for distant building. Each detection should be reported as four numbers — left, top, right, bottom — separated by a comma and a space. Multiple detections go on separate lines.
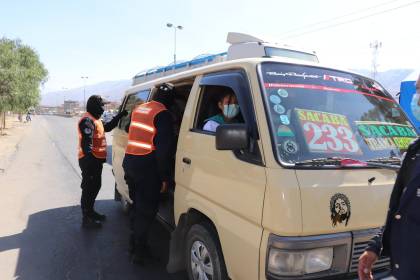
105, 101, 121, 112
36, 106, 57, 114
64, 100, 80, 114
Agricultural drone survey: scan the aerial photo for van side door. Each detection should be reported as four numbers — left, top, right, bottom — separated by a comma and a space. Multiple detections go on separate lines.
112, 89, 150, 200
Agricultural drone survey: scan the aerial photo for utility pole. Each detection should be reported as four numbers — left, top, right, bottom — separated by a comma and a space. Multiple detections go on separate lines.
369, 40, 382, 80
61, 87, 68, 107
81, 76, 88, 111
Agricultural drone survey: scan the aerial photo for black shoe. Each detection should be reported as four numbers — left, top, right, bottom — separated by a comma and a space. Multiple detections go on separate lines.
91, 211, 106, 222
82, 216, 102, 229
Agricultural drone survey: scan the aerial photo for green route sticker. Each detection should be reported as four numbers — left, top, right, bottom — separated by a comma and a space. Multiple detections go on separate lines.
356, 121, 417, 150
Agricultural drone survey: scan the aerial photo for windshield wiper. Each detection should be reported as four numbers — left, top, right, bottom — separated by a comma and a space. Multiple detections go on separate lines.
366, 156, 401, 165
366, 156, 401, 170
294, 156, 400, 170
294, 157, 355, 167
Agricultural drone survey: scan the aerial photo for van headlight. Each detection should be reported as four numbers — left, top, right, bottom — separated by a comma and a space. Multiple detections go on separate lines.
266, 233, 352, 279
268, 247, 333, 276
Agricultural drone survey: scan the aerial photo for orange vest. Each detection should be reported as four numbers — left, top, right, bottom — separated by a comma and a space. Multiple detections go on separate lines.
125, 101, 167, 156
78, 112, 107, 159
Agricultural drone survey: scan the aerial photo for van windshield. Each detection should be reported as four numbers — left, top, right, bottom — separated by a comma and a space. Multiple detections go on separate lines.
259, 62, 417, 166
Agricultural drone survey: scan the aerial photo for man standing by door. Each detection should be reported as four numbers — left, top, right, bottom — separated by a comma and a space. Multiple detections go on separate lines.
123, 83, 175, 264
78, 95, 127, 228
358, 74, 420, 280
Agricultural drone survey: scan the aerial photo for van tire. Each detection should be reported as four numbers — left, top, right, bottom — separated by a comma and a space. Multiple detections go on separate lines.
186, 223, 228, 280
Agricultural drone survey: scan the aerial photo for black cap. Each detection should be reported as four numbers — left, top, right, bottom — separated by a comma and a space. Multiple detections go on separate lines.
154, 83, 175, 108
157, 83, 174, 93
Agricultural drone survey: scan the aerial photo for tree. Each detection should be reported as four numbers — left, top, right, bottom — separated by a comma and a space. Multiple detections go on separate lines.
0, 38, 48, 134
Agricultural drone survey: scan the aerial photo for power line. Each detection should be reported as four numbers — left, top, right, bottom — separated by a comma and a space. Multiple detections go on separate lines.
280, 0, 400, 36
280, 1, 420, 40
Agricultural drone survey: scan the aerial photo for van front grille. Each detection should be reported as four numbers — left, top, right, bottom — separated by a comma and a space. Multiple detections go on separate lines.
350, 230, 391, 273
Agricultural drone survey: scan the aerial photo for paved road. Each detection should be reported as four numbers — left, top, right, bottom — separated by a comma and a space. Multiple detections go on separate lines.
0, 115, 187, 280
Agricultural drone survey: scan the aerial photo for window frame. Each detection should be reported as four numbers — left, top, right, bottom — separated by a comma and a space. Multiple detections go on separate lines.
118, 89, 151, 130
191, 70, 263, 165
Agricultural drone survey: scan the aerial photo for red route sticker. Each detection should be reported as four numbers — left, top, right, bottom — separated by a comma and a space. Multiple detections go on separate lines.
295, 108, 362, 154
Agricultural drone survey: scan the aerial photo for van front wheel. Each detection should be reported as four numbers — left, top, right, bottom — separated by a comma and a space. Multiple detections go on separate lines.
186, 223, 228, 280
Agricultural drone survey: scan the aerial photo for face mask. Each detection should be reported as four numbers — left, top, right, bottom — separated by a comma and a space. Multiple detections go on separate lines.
223, 104, 240, 119
410, 93, 420, 121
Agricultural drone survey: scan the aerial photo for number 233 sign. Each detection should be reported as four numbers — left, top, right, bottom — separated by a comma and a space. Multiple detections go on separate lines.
295, 109, 361, 154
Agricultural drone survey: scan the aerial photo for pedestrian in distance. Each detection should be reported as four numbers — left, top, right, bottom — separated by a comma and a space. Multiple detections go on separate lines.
78, 95, 127, 229
26, 111, 31, 122
358, 75, 420, 280
123, 83, 175, 265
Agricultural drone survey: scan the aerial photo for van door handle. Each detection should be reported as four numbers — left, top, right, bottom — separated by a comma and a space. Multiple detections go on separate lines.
182, 157, 191, 165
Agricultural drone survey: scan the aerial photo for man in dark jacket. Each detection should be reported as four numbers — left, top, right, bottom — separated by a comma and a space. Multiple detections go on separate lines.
78, 95, 127, 228
358, 136, 420, 279
123, 83, 175, 264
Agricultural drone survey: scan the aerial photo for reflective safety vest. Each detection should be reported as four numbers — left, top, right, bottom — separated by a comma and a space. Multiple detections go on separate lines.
125, 101, 167, 156
78, 112, 107, 159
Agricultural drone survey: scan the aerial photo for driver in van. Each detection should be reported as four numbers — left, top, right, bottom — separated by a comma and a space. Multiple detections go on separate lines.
122, 83, 175, 265
203, 90, 241, 132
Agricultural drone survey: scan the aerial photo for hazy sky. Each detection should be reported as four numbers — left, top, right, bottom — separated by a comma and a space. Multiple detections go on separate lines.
0, 0, 418, 93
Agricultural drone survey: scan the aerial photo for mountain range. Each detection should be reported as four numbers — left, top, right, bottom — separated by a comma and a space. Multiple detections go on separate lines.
40, 68, 416, 106
41, 80, 131, 106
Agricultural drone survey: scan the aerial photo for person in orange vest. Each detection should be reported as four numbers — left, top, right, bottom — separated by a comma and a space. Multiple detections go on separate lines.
123, 83, 175, 264
78, 95, 127, 229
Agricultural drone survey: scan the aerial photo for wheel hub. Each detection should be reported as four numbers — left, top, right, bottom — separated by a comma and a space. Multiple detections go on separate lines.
191, 240, 214, 280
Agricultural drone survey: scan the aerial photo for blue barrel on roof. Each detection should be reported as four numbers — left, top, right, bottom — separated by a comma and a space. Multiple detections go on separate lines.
399, 71, 420, 132
175, 61, 188, 70
164, 65, 175, 71
189, 57, 207, 66
133, 52, 228, 80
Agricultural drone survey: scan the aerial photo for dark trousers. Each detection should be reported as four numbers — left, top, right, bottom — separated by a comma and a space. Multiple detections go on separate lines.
123, 155, 161, 251
79, 156, 103, 216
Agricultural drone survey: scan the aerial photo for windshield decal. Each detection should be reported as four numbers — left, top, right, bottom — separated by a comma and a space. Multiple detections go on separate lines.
269, 94, 282, 104
273, 104, 286, 114
264, 83, 396, 103
277, 125, 294, 137
296, 109, 362, 154
282, 140, 299, 154
323, 74, 353, 84
277, 89, 289, 97
265, 71, 321, 79
356, 121, 417, 150
280, 115, 290, 125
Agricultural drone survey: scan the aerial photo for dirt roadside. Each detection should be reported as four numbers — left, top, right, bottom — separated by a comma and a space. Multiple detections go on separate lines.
0, 114, 31, 173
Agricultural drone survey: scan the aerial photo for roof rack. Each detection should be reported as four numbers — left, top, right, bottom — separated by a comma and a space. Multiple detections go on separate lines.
132, 52, 227, 85
132, 32, 318, 85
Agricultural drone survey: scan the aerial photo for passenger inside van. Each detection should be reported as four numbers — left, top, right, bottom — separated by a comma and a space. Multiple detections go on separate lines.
203, 90, 241, 132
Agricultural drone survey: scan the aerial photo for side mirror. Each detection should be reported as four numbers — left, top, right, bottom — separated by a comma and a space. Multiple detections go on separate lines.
215, 124, 249, 150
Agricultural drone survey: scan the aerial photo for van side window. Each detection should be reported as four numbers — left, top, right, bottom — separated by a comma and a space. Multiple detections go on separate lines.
193, 71, 263, 165
119, 90, 150, 130
194, 85, 244, 134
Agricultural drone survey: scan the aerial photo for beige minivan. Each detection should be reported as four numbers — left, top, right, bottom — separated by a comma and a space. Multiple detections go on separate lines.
112, 56, 416, 280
